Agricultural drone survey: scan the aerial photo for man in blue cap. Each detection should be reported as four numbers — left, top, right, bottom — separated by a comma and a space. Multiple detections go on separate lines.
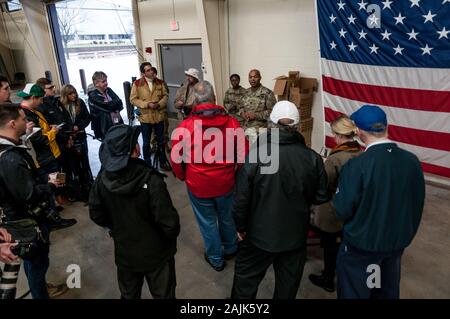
334, 105, 425, 299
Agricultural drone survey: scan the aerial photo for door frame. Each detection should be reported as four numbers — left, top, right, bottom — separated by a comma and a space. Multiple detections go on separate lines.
154, 38, 202, 83
155, 39, 202, 118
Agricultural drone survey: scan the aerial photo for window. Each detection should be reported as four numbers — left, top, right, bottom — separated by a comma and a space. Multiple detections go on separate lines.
79, 34, 105, 41
108, 34, 131, 40
5, 1, 22, 12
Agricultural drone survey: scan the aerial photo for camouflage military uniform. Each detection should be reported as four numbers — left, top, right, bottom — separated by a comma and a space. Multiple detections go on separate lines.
223, 86, 246, 125
239, 85, 276, 130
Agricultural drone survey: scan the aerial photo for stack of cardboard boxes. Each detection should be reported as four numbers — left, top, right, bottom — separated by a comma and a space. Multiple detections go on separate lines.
273, 71, 318, 147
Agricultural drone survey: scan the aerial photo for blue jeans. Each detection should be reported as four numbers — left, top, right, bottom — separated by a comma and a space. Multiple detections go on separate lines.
23, 225, 50, 299
187, 190, 238, 268
336, 243, 403, 299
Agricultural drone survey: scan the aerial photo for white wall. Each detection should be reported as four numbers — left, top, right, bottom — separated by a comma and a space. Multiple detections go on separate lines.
228, 0, 324, 151
137, 0, 201, 77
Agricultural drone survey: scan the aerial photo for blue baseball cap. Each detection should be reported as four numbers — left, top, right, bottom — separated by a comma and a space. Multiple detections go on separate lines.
350, 105, 387, 132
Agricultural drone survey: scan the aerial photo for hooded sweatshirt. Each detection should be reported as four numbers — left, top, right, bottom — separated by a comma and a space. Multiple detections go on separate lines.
89, 158, 180, 272
170, 103, 249, 198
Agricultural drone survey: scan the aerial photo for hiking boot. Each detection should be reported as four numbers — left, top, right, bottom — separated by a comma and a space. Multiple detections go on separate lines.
47, 283, 69, 298
47, 212, 77, 231
55, 195, 71, 206
309, 273, 335, 292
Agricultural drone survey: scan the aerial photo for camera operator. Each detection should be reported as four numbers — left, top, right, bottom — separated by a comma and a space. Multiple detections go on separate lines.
0, 103, 70, 298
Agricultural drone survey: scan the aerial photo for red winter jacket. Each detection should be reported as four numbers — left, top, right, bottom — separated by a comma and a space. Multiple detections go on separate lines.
170, 103, 249, 198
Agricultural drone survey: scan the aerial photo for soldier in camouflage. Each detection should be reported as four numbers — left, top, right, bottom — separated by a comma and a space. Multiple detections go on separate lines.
239, 69, 276, 144
223, 74, 246, 126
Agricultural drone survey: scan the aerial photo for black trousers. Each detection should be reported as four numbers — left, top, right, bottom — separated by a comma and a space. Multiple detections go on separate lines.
117, 257, 176, 299
321, 231, 342, 279
231, 240, 306, 299
336, 243, 403, 299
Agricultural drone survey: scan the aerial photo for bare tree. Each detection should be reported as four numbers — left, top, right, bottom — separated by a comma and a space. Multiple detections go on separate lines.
57, 6, 87, 59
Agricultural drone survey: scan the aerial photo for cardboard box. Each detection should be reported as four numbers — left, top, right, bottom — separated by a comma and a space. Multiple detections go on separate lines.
273, 71, 318, 112
299, 117, 314, 147
273, 71, 318, 96
289, 88, 314, 119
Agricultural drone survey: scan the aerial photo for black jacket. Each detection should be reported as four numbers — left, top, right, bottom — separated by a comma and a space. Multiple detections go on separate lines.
233, 130, 329, 253
87, 88, 124, 140
59, 99, 91, 143
0, 137, 55, 222
38, 96, 66, 126
89, 158, 180, 272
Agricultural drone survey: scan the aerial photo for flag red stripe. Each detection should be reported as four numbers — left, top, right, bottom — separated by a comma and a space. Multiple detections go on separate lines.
421, 162, 450, 179
322, 76, 450, 113
324, 107, 450, 152
325, 136, 450, 178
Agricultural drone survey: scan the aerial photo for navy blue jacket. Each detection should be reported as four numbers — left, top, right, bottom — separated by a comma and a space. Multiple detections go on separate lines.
334, 142, 425, 252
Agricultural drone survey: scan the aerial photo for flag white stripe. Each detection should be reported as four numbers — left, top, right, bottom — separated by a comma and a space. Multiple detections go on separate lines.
324, 126, 450, 168
321, 58, 450, 91
323, 92, 450, 134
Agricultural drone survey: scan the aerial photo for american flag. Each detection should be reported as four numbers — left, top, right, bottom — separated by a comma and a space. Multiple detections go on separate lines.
317, 0, 450, 178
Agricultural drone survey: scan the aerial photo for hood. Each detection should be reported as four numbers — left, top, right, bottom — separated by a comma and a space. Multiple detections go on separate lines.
261, 129, 305, 146
190, 103, 230, 129
0, 136, 28, 150
99, 158, 150, 195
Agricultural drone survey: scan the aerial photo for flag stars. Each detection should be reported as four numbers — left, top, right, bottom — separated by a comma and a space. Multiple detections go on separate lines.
410, 0, 421, 7
330, 41, 337, 50
381, 30, 392, 40
348, 42, 358, 52
407, 28, 419, 40
394, 13, 406, 25
443, 0, 450, 4
382, 0, 393, 10
339, 28, 348, 38
358, 29, 368, 39
421, 44, 433, 55
348, 14, 357, 24
423, 11, 437, 23
330, 14, 337, 23
337, 0, 346, 11
368, 14, 380, 27
393, 45, 405, 55
437, 27, 449, 39
369, 44, 379, 54
358, 0, 368, 11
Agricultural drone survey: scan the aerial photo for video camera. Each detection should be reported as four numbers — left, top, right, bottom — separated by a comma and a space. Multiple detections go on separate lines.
10, 242, 33, 258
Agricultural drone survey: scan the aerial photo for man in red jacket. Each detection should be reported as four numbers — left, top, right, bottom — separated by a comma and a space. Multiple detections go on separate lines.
170, 81, 249, 271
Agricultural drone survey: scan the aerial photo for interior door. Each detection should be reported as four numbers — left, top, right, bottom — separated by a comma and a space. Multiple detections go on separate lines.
159, 43, 202, 117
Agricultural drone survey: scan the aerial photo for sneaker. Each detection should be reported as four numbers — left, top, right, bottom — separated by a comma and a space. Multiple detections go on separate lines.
204, 253, 225, 272
47, 283, 69, 298
308, 273, 335, 292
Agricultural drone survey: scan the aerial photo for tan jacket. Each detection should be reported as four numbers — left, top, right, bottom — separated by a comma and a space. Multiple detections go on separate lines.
130, 76, 168, 124
312, 142, 361, 233
174, 80, 196, 110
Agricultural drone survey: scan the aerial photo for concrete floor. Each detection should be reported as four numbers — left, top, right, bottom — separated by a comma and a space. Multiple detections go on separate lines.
11, 119, 450, 299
